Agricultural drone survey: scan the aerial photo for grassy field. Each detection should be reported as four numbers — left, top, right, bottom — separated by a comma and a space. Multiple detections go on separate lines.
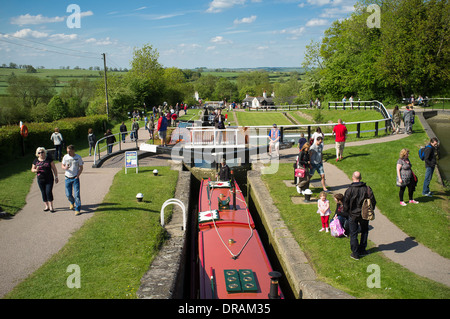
261, 122, 450, 298
4, 166, 178, 299
0, 68, 123, 95
0, 67, 302, 96
234, 109, 389, 145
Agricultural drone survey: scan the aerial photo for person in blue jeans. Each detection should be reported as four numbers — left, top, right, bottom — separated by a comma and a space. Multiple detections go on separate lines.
343, 171, 376, 260
422, 137, 440, 197
61, 145, 84, 215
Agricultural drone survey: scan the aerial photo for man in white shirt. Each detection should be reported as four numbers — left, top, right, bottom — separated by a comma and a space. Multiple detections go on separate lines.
61, 145, 84, 215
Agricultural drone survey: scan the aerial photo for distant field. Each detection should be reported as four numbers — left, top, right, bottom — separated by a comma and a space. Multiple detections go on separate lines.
0, 67, 304, 95
201, 70, 301, 83
0, 68, 123, 95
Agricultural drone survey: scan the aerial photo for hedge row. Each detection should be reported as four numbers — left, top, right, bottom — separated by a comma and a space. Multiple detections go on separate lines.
0, 115, 108, 165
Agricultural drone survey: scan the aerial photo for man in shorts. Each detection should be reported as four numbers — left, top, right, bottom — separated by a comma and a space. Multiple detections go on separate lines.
309, 136, 328, 192
332, 119, 348, 161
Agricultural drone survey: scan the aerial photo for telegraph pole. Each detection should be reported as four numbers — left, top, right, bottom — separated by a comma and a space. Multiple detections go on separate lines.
102, 53, 109, 120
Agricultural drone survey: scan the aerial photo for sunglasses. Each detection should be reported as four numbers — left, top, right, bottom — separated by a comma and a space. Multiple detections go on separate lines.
38, 151, 44, 154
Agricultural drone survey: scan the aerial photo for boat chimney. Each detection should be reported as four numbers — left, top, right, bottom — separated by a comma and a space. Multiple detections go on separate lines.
268, 271, 282, 299
231, 170, 236, 210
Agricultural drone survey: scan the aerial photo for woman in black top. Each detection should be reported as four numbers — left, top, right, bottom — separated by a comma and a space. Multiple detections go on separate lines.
294, 143, 311, 192
31, 147, 58, 212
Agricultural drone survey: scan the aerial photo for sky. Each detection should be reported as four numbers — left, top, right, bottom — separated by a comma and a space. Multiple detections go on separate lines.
0, 0, 357, 70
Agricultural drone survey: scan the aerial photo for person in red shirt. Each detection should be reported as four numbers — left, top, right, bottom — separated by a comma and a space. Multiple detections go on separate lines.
332, 119, 348, 162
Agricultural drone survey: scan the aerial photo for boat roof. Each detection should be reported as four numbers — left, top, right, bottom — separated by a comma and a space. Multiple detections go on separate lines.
198, 178, 279, 299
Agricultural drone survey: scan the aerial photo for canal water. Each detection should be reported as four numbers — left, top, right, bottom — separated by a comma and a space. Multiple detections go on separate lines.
426, 114, 450, 182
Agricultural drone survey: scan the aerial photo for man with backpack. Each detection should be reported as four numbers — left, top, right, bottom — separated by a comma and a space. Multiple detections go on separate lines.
343, 171, 376, 260
422, 137, 440, 197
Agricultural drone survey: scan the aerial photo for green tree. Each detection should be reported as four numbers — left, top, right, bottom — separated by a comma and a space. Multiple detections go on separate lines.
7, 75, 55, 109
307, 0, 449, 100
213, 78, 238, 102
194, 74, 218, 100
127, 44, 165, 106
163, 67, 187, 105
47, 95, 68, 121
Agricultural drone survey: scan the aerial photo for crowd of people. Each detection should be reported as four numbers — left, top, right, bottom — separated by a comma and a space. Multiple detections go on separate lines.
30, 104, 441, 261
290, 117, 441, 260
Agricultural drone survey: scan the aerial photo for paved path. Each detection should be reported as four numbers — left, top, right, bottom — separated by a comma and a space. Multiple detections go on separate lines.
279, 132, 450, 287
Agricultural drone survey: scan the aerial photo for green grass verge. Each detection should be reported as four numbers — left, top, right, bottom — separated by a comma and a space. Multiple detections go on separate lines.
4, 166, 178, 299
261, 120, 449, 298
235, 111, 293, 126
262, 162, 449, 298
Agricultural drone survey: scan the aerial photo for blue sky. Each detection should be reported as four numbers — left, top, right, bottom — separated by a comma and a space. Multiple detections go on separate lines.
0, 0, 356, 69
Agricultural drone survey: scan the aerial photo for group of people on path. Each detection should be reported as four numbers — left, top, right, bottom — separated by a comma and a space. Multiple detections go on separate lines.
294, 119, 349, 194
314, 172, 376, 260
396, 137, 440, 206
31, 143, 84, 216
392, 105, 416, 135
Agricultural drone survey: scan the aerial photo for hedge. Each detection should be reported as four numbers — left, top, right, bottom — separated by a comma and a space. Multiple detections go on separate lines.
0, 115, 108, 165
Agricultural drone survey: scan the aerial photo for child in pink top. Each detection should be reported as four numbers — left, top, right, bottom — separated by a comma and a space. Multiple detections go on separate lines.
317, 191, 331, 232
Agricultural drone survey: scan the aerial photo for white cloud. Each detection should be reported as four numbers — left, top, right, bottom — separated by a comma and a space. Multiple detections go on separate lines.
207, 0, 246, 13
210, 36, 232, 44
10, 14, 65, 25
234, 15, 257, 24
10, 11, 93, 26
149, 12, 186, 20
307, 0, 331, 5
179, 43, 201, 49
85, 37, 117, 46
12, 28, 49, 38
278, 26, 306, 39
319, 5, 354, 18
11, 11, 94, 25
49, 33, 78, 42
306, 18, 328, 26
80, 11, 94, 18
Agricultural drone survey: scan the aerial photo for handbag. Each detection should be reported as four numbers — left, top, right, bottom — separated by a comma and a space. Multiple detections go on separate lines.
330, 216, 346, 237
295, 168, 306, 178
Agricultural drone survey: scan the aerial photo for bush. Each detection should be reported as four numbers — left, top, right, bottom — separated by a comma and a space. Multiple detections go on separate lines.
0, 115, 107, 165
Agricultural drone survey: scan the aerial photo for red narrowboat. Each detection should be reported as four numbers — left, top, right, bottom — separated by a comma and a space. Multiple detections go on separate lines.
197, 177, 282, 299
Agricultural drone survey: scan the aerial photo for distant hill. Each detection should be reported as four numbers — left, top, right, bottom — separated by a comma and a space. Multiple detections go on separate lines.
194, 67, 305, 73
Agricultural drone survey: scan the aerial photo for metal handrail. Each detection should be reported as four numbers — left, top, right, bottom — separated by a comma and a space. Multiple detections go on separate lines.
93, 130, 138, 165
160, 198, 186, 230
187, 127, 245, 147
